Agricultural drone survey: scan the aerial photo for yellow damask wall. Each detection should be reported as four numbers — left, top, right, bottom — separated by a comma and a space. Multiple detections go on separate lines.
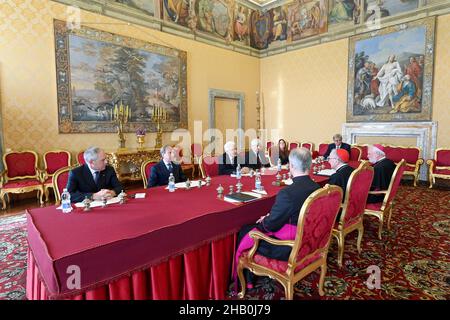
0, 0, 260, 161
261, 14, 450, 150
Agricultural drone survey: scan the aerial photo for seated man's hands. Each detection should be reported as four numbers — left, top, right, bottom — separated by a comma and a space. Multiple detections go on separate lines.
241, 167, 250, 174
92, 189, 116, 200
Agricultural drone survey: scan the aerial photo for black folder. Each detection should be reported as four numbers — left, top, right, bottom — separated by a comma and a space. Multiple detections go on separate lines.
224, 192, 259, 203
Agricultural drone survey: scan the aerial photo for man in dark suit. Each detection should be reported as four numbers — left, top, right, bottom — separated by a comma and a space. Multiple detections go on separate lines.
367, 144, 396, 203
243, 139, 271, 171
218, 141, 242, 175
148, 145, 187, 188
323, 133, 351, 159
235, 148, 320, 278
328, 149, 354, 201
67, 147, 123, 203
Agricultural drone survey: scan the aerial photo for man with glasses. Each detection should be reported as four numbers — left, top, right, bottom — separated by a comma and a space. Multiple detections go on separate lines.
323, 133, 351, 159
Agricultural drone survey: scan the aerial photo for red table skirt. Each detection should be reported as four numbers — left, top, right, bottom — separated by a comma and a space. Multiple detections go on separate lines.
26, 233, 237, 300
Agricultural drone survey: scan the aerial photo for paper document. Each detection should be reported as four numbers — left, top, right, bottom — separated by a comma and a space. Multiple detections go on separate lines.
316, 169, 336, 176
165, 180, 206, 189
241, 191, 263, 198
282, 179, 293, 185
74, 197, 121, 208
134, 193, 146, 199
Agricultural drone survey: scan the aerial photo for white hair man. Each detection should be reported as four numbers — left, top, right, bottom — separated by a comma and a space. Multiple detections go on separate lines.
243, 138, 270, 171
328, 148, 354, 202
67, 146, 123, 203
219, 141, 243, 175
367, 144, 395, 203
234, 148, 320, 287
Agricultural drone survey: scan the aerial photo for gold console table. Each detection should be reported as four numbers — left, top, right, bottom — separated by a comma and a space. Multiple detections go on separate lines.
106, 149, 160, 182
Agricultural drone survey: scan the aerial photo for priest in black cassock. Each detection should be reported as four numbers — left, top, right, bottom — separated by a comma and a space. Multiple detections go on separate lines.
233, 148, 320, 289
243, 138, 271, 170
367, 144, 396, 203
323, 133, 351, 159
328, 148, 354, 201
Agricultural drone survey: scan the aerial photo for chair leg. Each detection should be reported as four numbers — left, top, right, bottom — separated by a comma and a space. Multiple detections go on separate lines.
319, 263, 327, 296
413, 173, 418, 187
237, 264, 246, 299
0, 191, 7, 210
428, 174, 434, 188
285, 282, 294, 300
387, 205, 393, 230
357, 225, 364, 254
337, 233, 345, 268
378, 216, 384, 240
38, 189, 44, 207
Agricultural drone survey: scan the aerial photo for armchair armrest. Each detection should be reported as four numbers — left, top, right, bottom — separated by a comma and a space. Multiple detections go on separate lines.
368, 190, 388, 195
0, 170, 5, 187
247, 230, 295, 260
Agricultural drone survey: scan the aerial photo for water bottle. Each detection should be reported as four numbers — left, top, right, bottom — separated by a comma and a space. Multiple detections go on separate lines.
61, 188, 72, 213
168, 173, 175, 192
277, 158, 282, 172
236, 163, 241, 179
255, 170, 261, 191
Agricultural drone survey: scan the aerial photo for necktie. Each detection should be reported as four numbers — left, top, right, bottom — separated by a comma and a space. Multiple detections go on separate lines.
168, 162, 173, 173
93, 171, 100, 185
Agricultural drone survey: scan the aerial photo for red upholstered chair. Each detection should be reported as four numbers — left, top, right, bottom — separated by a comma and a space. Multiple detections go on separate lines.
199, 155, 219, 179
77, 151, 86, 165
53, 165, 76, 205
266, 141, 273, 153
190, 143, 203, 178
173, 146, 195, 179
141, 160, 157, 188
301, 142, 314, 153
350, 146, 362, 161
384, 145, 423, 187
315, 143, 329, 159
0, 150, 44, 209
42, 150, 71, 202
237, 185, 342, 300
427, 148, 450, 188
289, 142, 300, 151
332, 161, 374, 267
364, 160, 406, 239
355, 145, 369, 160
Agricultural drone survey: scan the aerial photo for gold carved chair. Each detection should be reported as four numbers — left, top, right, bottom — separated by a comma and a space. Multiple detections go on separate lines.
53, 165, 76, 205
237, 185, 342, 300
332, 161, 374, 267
427, 148, 450, 188
42, 150, 71, 202
364, 160, 406, 239
141, 160, 157, 188
0, 150, 44, 209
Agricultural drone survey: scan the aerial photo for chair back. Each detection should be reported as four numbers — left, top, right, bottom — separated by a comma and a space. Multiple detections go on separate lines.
77, 151, 86, 165
199, 155, 219, 178
141, 160, 157, 188
44, 150, 71, 175
3, 150, 39, 181
384, 146, 420, 164
301, 142, 314, 152
289, 185, 342, 269
318, 143, 328, 157
381, 159, 406, 208
53, 165, 75, 204
266, 141, 273, 153
289, 142, 300, 151
357, 145, 369, 160
435, 148, 450, 167
350, 146, 362, 161
339, 161, 374, 228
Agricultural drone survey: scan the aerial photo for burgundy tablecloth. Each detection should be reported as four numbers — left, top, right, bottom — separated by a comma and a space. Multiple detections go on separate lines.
27, 172, 329, 299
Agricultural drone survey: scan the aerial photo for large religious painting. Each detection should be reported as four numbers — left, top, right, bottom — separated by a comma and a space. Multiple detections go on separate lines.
53, 19, 187, 133
363, 0, 419, 22
347, 17, 435, 122
287, 0, 328, 42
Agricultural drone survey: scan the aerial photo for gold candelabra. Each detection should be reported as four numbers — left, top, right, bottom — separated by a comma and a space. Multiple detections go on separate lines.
112, 102, 130, 149
151, 105, 167, 148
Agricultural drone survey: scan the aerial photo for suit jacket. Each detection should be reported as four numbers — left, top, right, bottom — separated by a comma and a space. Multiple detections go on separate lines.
243, 150, 271, 170
237, 176, 321, 261
329, 164, 354, 201
147, 160, 187, 188
67, 165, 123, 203
367, 158, 396, 203
323, 142, 351, 159
218, 153, 242, 175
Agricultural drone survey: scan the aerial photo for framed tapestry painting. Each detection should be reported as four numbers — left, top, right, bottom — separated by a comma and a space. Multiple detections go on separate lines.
53, 19, 187, 133
346, 17, 435, 122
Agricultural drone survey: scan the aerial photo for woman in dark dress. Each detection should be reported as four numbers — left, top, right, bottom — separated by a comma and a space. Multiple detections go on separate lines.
271, 139, 290, 165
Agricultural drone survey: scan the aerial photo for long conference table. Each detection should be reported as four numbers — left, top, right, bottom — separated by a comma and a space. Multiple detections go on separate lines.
26, 169, 332, 300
